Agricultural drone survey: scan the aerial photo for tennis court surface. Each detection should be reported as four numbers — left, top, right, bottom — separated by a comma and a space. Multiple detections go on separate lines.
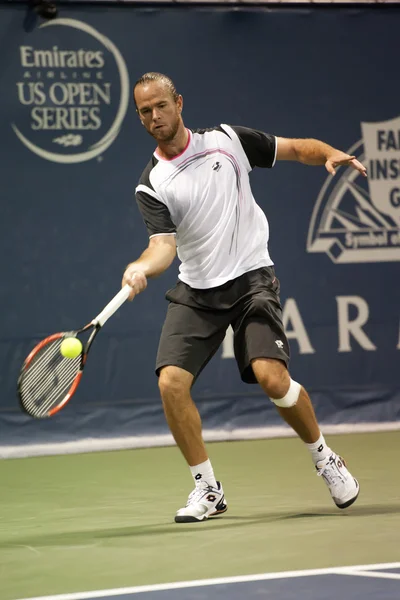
1, 432, 400, 600
12, 563, 400, 600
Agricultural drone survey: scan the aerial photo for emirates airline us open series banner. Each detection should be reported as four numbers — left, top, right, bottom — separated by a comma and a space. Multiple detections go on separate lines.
0, 4, 399, 445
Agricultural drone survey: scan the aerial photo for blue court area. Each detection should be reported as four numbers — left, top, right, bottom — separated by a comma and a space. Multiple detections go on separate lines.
20, 564, 400, 600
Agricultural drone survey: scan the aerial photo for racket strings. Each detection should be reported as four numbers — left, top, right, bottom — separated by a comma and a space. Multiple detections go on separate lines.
27, 363, 78, 417
24, 355, 79, 414
19, 338, 81, 417
21, 356, 81, 416
22, 338, 66, 387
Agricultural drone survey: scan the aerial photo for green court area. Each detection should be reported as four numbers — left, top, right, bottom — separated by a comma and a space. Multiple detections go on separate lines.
1, 431, 399, 600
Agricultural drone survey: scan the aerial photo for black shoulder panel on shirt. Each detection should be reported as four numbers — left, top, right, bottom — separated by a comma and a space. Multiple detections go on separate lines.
135, 189, 176, 237
230, 125, 276, 169
138, 155, 159, 188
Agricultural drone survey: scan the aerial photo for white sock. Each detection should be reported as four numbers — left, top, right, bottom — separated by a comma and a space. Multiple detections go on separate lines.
306, 433, 332, 464
190, 459, 217, 488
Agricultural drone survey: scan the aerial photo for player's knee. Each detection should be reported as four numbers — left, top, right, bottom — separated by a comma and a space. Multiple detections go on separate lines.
158, 367, 191, 402
254, 359, 289, 398
254, 360, 300, 407
270, 378, 301, 408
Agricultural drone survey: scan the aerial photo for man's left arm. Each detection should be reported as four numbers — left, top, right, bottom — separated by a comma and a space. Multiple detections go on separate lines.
276, 137, 367, 177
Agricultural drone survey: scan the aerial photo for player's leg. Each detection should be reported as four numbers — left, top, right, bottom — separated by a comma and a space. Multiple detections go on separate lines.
232, 267, 359, 509
250, 357, 320, 443
156, 301, 228, 522
250, 358, 359, 508
158, 365, 206, 467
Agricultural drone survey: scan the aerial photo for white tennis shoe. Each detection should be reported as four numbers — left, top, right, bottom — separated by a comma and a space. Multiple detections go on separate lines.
316, 452, 359, 508
175, 481, 228, 523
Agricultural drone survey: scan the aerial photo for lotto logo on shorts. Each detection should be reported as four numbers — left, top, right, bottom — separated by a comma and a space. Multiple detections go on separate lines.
275, 340, 284, 349
12, 19, 129, 163
307, 116, 400, 263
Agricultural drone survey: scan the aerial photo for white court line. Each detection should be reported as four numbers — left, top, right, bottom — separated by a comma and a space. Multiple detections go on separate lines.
340, 570, 400, 581
14, 562, 400, 600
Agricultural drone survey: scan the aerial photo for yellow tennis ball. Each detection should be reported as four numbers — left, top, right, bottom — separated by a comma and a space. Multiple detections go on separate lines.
60, 337, 83, 359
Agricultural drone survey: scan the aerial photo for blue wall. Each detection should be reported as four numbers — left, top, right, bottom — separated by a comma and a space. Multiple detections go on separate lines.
1, 4, 399, 446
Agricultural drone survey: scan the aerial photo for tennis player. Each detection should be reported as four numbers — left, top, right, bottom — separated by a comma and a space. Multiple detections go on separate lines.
123, 72, 366, 523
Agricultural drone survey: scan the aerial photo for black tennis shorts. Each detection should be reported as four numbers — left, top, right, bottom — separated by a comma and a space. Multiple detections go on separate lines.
156, 266, 290, 384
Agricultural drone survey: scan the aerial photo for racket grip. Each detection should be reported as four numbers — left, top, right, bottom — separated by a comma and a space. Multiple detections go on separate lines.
92, 284, 131, 327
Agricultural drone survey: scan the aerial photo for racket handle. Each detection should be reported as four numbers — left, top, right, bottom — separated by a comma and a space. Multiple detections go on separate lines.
92, 284, 131, 327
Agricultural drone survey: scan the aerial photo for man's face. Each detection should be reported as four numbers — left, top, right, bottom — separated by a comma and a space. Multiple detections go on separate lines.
135, 82, 183, 142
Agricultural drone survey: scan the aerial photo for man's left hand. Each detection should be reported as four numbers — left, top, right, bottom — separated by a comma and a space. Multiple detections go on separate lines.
325, 152, 367, 177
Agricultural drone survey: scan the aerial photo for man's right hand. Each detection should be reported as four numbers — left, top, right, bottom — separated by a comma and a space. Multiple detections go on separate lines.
122, 265, 147, 300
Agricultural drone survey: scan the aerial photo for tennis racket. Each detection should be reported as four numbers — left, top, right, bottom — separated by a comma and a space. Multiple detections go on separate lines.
17, 284, 132, 419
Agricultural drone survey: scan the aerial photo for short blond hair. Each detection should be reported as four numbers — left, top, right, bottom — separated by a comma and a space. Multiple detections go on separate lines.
133, 72, 179, 108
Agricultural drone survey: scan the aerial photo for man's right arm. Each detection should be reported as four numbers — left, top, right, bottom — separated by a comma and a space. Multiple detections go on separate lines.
122, 234, 176, 300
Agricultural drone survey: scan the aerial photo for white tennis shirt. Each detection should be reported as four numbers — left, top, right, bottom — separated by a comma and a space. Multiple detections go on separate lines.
135, 124, 277, 289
